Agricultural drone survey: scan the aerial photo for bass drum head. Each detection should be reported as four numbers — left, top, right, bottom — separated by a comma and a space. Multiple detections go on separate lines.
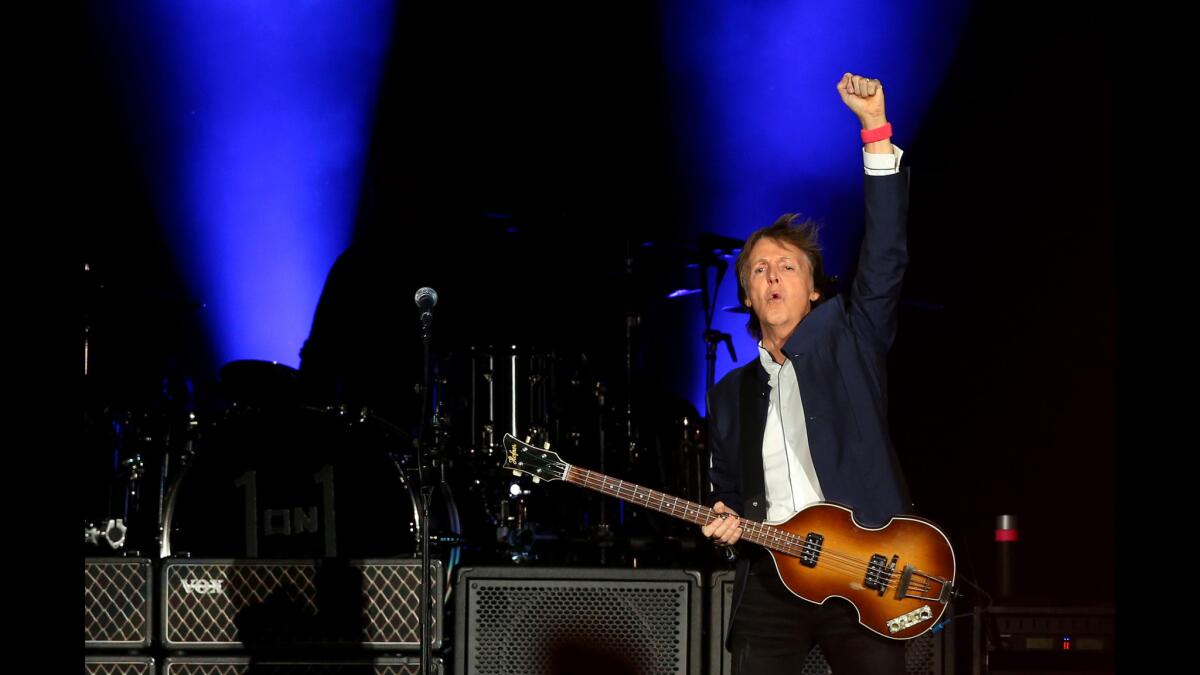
162, 405, 458, 560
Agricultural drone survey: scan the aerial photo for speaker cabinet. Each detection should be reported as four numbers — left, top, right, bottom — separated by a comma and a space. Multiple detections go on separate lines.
85, 557, 153, 649
161, 558, 441, 650
454, 566, 702, 675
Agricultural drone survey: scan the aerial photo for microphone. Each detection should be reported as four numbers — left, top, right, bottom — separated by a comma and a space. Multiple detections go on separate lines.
415, 286, 438, 326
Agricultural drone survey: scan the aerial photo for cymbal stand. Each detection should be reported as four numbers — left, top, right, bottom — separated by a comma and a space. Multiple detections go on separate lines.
695, 245, 737, 406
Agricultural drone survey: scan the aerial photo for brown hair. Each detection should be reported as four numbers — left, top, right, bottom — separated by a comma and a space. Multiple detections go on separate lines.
735, 214, 827, 340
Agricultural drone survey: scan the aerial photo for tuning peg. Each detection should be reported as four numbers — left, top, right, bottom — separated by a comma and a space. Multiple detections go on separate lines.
543, 442, 551, 449
524, 435, 531, 443
513, 470, 521, 477
532, 477, 541, 484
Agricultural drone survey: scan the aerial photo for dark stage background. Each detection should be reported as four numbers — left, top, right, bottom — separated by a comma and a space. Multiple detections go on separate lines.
72, 0, 1113, 615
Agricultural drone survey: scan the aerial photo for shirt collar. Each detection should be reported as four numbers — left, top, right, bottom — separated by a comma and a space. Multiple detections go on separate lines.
757, 342, 784, 387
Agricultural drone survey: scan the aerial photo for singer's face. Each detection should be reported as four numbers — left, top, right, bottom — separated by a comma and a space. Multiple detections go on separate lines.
743, 237, 820, 336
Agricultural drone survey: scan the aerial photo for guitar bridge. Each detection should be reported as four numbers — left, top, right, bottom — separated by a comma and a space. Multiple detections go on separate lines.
894, 565, 954, 603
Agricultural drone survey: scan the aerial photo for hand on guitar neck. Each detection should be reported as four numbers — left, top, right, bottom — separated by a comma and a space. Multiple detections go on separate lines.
701, 501, 743, 546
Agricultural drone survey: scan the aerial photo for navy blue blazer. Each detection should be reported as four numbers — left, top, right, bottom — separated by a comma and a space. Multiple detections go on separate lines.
706, 169, 913, 632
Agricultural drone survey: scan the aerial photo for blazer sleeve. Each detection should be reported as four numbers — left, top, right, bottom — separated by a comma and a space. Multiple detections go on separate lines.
847, 168, 910, 351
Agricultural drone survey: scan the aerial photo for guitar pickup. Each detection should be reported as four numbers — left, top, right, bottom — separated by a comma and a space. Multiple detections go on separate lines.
864, 554, 897, 595
800, 533, 823, 567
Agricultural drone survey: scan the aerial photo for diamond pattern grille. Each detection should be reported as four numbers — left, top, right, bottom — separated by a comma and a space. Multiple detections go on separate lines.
163, 559, 440, 649
84, 656, 155, 675
85, 558, 151, 647
163, 657, 441, 675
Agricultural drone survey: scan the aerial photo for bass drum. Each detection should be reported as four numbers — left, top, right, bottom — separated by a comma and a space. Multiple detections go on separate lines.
160, 405, 460, 562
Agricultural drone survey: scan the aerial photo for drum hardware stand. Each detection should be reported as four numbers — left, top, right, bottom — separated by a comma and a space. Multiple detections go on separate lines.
620, 243, 643, 475
83, 523, 103, 547
593, 380, 613, 565
624, 307, 641, 471
102, 518, 127, 550
152, 409, 198, 558
82, 262, 109, 551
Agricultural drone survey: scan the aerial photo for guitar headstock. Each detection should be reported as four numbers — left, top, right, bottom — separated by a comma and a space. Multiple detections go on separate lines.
501, 434, 568, 483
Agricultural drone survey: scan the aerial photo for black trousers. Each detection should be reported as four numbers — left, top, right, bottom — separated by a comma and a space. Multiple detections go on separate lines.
728, 552, 906, 675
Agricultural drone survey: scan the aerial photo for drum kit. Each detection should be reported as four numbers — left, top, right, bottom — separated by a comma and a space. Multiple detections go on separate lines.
81, 232, 744, 572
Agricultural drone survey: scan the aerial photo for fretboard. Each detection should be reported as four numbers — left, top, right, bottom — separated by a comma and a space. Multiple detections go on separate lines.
564, 465, 808, 556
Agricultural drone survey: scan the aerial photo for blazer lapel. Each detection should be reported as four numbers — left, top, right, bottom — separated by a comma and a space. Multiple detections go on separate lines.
737, 365, 770, 521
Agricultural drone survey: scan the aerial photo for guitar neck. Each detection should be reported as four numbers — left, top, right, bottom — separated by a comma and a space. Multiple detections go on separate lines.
563, 465, 786, 551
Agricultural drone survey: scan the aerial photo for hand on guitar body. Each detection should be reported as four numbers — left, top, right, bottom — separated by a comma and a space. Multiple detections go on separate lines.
701, 501, 742, 546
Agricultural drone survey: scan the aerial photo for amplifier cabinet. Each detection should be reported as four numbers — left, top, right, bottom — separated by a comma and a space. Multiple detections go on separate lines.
454, 566, 702, 675
85, 557, 153, 649
161, 558, 442, 650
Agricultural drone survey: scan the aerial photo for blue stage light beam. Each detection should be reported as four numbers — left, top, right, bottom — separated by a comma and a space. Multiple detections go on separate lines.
89, 1, 396, 371
658, 0, 971, 411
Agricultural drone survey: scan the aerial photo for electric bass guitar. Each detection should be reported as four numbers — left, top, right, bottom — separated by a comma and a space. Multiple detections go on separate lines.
502, 433, 956, 640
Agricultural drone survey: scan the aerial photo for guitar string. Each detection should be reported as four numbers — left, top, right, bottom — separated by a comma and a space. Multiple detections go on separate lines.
565, 466, 940, 595
571, 468, 928, 593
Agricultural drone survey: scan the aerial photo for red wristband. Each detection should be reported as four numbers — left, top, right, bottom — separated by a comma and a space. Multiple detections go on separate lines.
860, 123, 892, 144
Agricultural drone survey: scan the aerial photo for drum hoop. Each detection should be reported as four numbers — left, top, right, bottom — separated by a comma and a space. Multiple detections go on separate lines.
159, 404, 457, 559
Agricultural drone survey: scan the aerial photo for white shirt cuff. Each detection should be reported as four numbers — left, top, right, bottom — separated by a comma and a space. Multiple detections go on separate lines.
863, 145, 903, 176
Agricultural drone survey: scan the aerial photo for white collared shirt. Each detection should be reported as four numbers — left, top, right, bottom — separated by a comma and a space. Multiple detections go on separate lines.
757, 343, 825, 523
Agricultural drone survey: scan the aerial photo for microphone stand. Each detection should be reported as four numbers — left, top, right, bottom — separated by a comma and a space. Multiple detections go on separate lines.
416, 307, 437, 675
